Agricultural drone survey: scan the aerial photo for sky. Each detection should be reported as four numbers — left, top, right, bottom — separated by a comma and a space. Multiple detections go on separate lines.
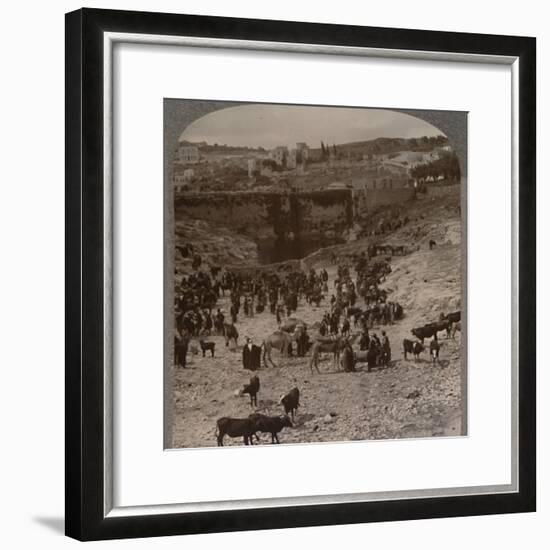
178, 104, 445, 149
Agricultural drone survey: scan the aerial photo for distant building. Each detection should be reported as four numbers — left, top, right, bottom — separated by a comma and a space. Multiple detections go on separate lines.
270, 146, 288, 167
296, 142, 309, 161
260, 162, 273, 177
247, 158, 257, 178
308, 148, 323, 162
287, 149, 297, 169
382, 161, 410, 175
173, 169, 195, 191
385, 150, 436, 169
178, 144, 200, 164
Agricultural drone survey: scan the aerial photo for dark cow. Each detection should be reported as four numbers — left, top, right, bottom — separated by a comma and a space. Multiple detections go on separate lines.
403, 338, 424, 361
412, 321, 450, 343
442, 311, 461, 324
249, 413, 292, 444
216, 417, 256, 446
280, 387, 300, 420
411, 325, 437, 343
198, 338, 215, 357
241, 375, 260, 407
427, 320, 452, 338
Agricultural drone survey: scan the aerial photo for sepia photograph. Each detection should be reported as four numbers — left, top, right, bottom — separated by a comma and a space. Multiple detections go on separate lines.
165, 100, 466, 449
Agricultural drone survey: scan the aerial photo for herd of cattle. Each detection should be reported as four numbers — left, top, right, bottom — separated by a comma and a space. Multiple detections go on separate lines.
403, 311, 461, 362
216, 384, 299, 446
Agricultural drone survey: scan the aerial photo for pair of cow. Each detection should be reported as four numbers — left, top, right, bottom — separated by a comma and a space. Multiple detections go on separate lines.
217, 387, 300, 446
411, 311, 461, 343
404, 311, 461, 361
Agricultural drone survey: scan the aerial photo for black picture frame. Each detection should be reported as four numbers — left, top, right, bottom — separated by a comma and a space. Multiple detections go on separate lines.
65, 7, 536, 541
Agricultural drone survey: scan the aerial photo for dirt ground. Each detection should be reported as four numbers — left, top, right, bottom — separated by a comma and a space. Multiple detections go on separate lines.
171, 187, 464, 448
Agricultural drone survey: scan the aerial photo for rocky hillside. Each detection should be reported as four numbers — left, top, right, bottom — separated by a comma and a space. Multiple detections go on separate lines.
175, 218, 260, 275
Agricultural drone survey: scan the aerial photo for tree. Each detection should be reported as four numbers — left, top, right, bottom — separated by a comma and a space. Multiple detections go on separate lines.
411, 151, 461, 183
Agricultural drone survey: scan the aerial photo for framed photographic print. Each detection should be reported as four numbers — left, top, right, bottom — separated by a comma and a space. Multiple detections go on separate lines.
65, 8, 536, 541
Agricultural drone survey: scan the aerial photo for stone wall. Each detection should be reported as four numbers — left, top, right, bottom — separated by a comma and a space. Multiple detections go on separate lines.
353, 187, 416, 215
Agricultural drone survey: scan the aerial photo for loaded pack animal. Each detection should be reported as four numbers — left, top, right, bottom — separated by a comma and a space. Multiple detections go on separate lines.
216, 417, 257, 446
198, 338, 215, 357
308, 337, 343, 373
403, 338, 424, 361
262, 330, 299, 368
241, 375, 260, 407
280, 318, 306, 334
248, 413, 292, 444
280, 387, 300, 420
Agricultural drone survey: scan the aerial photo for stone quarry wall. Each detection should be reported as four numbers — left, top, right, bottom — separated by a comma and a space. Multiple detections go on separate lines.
175, 190, 354, 262
175, 188, 413, 262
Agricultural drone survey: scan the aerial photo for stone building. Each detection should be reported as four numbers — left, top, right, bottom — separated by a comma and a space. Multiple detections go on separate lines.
178, 144, 200, 164
247, 158, 257, 178
296, 142, 309, 160
270, 146, 288, 167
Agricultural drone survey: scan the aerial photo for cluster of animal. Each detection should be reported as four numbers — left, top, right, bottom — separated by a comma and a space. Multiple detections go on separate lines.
411, 311, 461, 343
216, 385, 300, 446
355, 211, 411, 238
402, 311, 461, 363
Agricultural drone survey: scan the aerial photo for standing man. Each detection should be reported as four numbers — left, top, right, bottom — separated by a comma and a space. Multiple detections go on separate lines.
276, 303, 284, 326
381, 330, 391, 365
174, 330, 189, 369
242, 337, 262, 371
359, 328, 370, 351
341, 339, 355, 372
230, 302, 238, 324
341, 317, 351, 337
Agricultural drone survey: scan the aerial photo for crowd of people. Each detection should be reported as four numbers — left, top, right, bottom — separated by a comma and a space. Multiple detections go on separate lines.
173, 248, 414, 372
